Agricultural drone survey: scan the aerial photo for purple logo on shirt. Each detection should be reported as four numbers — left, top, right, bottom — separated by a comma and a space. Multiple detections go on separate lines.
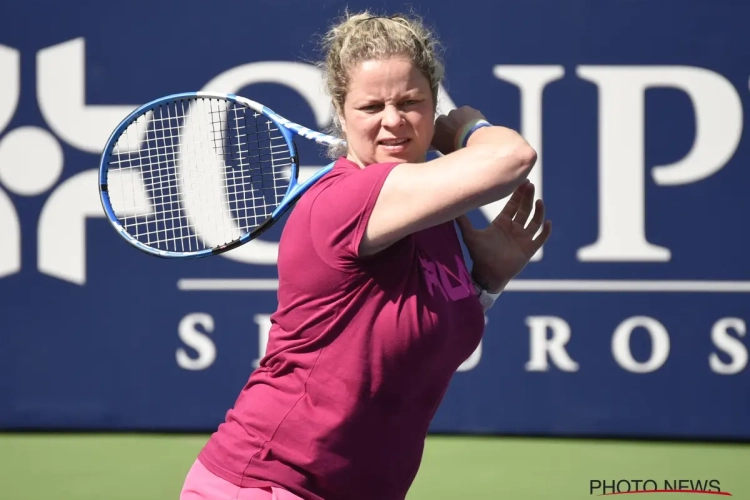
419, 255, 474, 301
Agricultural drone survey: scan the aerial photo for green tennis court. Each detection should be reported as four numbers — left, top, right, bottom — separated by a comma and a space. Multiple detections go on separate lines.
1, 433, 747, 499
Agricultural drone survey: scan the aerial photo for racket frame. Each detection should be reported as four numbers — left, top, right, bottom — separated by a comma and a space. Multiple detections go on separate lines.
98, 91, 342, 259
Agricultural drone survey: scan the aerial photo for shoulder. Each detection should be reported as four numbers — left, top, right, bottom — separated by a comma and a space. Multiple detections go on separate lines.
313, 157, 399, 185
283, 157, 403, 267
298, 157, 401, 209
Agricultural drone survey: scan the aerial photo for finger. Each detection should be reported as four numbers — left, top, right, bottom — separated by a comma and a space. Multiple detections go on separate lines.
455, 214, 475, 237
511, 182, 535, 227
525, 199, 545, 235
532, 220, 552, 249
498, 180, 529, 219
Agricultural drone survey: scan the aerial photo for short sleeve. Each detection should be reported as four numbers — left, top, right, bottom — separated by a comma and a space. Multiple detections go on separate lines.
308, 161, 399, 270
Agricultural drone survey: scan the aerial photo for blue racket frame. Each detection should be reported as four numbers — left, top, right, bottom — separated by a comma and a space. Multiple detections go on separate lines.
99, 91, 344, 259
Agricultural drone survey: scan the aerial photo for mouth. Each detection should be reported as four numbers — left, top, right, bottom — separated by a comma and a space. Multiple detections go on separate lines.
377, 138, 411, 152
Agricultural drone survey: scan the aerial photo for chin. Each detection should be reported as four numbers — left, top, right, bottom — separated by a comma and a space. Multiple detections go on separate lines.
375, 148, 425, 165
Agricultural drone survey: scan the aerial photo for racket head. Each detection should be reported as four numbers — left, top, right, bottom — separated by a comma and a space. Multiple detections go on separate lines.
98, 91, 302, 259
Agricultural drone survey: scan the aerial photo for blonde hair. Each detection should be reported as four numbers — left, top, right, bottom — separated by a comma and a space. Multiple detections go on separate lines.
318, 10, 445, 158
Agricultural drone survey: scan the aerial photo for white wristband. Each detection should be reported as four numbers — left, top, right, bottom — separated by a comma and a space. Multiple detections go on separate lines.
473, 282, 502, 312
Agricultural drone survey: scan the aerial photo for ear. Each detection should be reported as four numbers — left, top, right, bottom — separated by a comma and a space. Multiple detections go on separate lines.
336, 106, 347, 136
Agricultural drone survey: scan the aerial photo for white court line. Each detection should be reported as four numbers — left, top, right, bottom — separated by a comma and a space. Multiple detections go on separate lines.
176, 279, 750, 293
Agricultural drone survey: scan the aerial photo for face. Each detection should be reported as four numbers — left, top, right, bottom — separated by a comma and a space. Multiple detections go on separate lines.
338, 57, 435, 167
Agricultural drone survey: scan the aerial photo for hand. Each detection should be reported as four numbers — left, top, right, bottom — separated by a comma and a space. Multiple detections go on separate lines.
431, 106, 487, 155
456, 181, 551, 293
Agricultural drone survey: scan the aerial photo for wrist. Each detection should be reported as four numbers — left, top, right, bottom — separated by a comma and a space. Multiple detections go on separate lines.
471, 272, 508, 295
472, 280, 504, 312
455, 119, 492, 151
477, 282, 507, 295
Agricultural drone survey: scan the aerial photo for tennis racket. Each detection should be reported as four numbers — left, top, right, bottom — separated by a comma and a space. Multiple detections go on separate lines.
98, 91, 345, 258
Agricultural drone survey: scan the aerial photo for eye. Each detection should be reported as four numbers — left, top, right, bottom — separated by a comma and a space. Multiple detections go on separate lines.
359, 103, 384, 113
399, 99, 422, 109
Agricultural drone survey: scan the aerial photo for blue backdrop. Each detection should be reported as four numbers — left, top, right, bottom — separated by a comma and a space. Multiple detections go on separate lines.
1, 0, 749, 439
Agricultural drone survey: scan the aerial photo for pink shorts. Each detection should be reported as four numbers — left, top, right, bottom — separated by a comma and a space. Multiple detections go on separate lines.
179, 459, 305, 500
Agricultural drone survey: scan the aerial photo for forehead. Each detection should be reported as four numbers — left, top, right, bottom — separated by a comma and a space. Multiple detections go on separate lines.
346, 57, 430, 98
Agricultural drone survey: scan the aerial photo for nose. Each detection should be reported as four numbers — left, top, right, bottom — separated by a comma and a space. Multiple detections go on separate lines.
381, 104, 404, 128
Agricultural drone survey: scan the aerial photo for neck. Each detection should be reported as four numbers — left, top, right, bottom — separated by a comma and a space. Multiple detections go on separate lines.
345, 152, 428, 168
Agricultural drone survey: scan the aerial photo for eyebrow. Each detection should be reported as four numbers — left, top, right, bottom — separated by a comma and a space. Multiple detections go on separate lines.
356, 89, 427, 102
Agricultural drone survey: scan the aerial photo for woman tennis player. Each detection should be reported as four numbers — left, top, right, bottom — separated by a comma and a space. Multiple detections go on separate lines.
180, 10, 551, 500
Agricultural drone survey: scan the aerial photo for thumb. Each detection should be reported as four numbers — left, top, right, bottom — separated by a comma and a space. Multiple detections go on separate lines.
455, 214, 474, 237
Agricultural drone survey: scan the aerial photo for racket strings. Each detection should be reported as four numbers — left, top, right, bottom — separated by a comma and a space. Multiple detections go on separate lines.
106, 97, 293, 253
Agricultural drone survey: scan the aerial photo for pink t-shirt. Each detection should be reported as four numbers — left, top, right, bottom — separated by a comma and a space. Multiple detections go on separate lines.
198, 157, 485, 500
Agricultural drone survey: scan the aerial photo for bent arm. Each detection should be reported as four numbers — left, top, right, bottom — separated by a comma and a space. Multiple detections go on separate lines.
360, 126, 536, 256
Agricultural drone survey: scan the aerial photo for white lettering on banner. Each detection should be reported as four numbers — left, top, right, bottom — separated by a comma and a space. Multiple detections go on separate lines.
525, 316, 580, 372
0, 127, 64, 195
0, 125, 67, 278
37, 38, 141, 154
457, 336, 482, 372
37, 170, 103, 284
184, 312, 749, 374
0, 38, 142, 284
611, 316, 670, 373
0, 44, 22, 278
193, 62, 334, 266
0, 45, 20, 136
0, 187, 19, 277
177, 313, 217, 370
253, 313, 271, 369
576, 66, 743, 262
709, 318, 748, 375
492, 66, 565, 262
